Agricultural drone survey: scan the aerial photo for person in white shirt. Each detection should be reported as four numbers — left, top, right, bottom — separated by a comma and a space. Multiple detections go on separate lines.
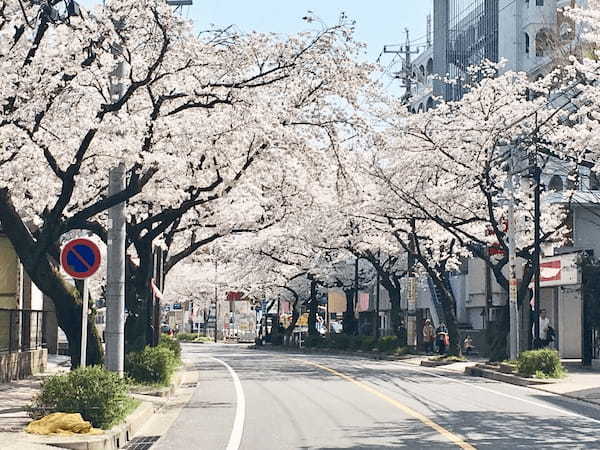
533, 309, 551, 347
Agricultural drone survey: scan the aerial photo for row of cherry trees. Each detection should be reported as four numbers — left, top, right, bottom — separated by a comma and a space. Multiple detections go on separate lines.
3, 0, 600, 362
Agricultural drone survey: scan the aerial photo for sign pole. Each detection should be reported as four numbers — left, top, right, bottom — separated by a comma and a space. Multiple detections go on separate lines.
80, 278, 89, 368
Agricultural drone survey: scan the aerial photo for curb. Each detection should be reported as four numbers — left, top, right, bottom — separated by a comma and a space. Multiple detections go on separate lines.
23, 401, 157, 450
464, 365, 556, 386
420, 360, 453, 368
19, 370, 184, 450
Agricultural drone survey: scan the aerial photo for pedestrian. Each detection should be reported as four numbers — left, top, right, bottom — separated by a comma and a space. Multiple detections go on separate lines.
436, 323, 448, 355
463, 335, 474, 355
532, 309, 550, 348
422, 319, 435, 354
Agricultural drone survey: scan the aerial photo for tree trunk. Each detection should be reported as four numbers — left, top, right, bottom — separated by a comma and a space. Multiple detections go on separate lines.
0, 188, 103, 367
343, 289, 357, 335
124, 246, 155, 353
429, 274, 461, 356
308, 280, 318, 336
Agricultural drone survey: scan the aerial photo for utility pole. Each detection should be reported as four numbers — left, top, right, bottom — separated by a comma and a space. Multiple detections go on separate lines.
214, 258, 218, 343
507, 147, 520, 360
406, 218, 417, 348
427, 14, 432, 49
105, 9, 127, 374
532, 117, 542, 348
106, 162, 126, 374
375, 250, 381, 339
384, 28, 419, 103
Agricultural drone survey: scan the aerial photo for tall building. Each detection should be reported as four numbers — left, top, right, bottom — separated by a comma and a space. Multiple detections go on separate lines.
410, 0, 582, 111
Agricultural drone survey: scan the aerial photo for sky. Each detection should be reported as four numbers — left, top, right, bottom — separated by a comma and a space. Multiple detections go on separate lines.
79, 1, 433, 90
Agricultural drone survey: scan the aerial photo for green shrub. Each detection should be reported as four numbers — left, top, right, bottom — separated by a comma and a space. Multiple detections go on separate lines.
376, 336, 400, 353
175, 332, 198, 342
330, 334, 351, 350
304, 335, 324, 348
517, 349, 565, 378
159, 335, 182, 359
125, 346, 179, 385
29, 366, 134, 429
360, 336, 377, 351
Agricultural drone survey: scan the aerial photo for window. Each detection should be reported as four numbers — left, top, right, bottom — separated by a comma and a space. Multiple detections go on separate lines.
548, 175, 564, 192
426, 58, 433, 75
536, 29, 552, 57
525, 33, 530, 54
536, 0, 543, 5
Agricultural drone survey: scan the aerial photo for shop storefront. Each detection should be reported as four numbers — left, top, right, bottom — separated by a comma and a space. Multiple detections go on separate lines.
536, 253, 582, 358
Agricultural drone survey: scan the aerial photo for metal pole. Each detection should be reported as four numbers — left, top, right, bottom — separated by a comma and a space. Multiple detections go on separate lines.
507, 147, 519, 360
80, 278, 89, 368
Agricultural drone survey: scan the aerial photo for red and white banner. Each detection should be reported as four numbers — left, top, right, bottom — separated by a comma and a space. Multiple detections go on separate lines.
530, 253, 580, 288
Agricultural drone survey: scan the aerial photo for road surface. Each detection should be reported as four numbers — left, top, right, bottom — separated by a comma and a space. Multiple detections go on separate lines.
145, 343, 600, 449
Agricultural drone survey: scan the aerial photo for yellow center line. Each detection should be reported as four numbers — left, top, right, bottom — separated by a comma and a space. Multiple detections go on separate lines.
297, 359, 476, 450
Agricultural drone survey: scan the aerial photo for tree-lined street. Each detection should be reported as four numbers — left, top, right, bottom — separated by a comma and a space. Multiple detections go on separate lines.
144, 344, 600, 449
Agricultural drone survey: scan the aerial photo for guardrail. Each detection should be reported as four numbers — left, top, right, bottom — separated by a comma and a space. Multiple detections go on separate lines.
0, 308, 46, 353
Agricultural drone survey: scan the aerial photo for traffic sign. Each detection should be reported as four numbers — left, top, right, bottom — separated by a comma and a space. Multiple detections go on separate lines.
60, 238, 101, 280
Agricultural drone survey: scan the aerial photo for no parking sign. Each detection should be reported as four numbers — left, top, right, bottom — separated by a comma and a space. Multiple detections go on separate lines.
60, 238, 101, 280
60, 238, 101, 368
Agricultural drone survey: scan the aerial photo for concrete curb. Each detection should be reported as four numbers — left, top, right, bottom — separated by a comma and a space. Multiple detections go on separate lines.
420, 360, 454, 367
22, 401, 157, 450
129, 371, 183, 398
17, 369, 185, 450
464, 365, 557, 386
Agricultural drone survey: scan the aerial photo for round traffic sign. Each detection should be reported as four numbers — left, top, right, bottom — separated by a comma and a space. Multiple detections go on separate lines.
60, 238, 101, 279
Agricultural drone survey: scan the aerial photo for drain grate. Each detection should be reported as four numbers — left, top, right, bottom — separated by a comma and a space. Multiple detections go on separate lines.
180, 382, 197, 388
124, 435, 161, 450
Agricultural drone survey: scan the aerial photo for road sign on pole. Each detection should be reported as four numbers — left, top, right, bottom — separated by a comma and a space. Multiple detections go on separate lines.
60, 238, 101, 368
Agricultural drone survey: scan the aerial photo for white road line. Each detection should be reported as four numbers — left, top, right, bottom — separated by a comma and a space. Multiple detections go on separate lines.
392, 361, 600, 424
212, 357, 246, 450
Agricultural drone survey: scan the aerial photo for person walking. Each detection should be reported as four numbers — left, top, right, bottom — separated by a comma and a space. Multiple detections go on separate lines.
423, 319, 435, 354
436, 323, 448, 355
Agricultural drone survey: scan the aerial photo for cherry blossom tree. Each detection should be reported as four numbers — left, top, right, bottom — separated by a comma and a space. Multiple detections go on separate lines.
0, 0, 377, 362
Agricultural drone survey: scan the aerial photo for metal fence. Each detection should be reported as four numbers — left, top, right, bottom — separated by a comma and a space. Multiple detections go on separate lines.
0, 309, 46, 353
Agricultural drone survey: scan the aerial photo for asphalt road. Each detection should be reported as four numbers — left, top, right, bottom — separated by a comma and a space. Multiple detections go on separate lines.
150, 343, 600, 449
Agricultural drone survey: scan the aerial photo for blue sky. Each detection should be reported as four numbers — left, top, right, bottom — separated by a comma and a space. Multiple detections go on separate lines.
79, 1, 432, 88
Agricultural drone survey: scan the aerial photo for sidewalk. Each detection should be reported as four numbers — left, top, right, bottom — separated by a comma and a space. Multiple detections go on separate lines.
0, 354, 70, 434
532, 362, 600, 406
412, 355, 600, 407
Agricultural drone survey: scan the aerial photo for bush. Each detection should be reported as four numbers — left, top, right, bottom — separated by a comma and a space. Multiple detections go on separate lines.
175, 333, 197, 342
125, 346, 179, 385
330, 334, 351, 350
517, 349, 565, 378
376, 336, 400, 353
29, 366, 134, 429
159, 335, 182, 359
304, 335, 324, 348
359, 336, 377, 351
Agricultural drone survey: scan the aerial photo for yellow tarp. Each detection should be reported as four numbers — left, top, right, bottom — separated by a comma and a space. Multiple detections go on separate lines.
25, 413, 103, 435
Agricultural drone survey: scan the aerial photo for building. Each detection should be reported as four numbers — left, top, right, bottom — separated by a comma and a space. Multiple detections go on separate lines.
402, 0, 596, 359
410, 0, 582, 111
0, 233, 49, 381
